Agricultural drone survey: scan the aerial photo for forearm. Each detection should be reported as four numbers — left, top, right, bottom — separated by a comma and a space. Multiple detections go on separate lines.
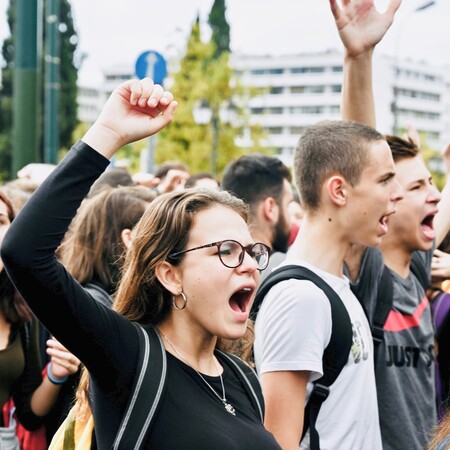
342, 50, 376, 127
30, 376, 63, 416
434, 177, 450, 248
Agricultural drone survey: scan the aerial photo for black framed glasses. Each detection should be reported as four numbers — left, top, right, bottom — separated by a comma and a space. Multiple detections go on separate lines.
169, 239, 270, 271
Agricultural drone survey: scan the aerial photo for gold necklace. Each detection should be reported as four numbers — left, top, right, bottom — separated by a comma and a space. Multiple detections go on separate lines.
158, 328, 236, 416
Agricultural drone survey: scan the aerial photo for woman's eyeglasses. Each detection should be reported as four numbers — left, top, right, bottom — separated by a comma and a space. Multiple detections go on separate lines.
169, 239, 270, 271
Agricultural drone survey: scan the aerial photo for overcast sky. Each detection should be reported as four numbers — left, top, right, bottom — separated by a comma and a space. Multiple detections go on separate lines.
1, 0, 449, 86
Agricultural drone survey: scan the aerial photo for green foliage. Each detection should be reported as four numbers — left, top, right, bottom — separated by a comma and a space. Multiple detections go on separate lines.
208, 0, 230, 58
0, 1, 14, 180
395, 128, 447, 191
421, 143, 446, 191
57, 0, 79, 149
156, 9, 268, 178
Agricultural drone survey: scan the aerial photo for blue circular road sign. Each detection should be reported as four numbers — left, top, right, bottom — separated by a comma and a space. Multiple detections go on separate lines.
135, 50, 167, 85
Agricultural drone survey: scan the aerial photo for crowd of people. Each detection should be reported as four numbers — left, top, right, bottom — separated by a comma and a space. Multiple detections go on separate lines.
2, 0, 450, 449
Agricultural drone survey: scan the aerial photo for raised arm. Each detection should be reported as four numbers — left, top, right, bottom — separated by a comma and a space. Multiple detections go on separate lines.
1, 78, 177, 372
330, 0, 401, 127
433, 143, 450, 247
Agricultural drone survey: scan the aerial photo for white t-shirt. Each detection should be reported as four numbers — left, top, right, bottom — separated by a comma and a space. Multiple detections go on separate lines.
254, 259, 382, 450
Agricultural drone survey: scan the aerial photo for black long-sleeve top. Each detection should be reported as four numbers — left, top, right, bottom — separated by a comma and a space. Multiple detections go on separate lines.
1, 142, 281, 449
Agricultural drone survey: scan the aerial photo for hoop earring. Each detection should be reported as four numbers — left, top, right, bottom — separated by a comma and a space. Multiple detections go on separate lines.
172, 291, 187, 310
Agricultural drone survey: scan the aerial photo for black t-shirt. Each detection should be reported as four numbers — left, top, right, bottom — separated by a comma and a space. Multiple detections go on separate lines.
149, 352, 280, 449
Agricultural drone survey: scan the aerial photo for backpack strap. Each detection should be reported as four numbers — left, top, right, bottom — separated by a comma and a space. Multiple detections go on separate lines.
252, 265, 353, 450
410, 252, 430, 292
112, 324, 167, 450
369, 265, 393, 364
369, 255, 429, 364
216, 351, 264, 423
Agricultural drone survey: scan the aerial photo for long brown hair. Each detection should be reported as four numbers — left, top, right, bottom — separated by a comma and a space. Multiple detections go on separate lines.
0, 189, 32, 324
58, 186, 155, 291
75, 188, 255, 417
427, 410, 450, 450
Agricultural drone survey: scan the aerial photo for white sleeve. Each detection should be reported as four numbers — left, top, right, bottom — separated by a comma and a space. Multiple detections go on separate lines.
254, 278, 332, 381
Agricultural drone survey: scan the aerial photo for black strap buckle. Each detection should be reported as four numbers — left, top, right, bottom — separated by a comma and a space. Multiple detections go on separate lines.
371, 324, 384, 344
311, 383, 330, 402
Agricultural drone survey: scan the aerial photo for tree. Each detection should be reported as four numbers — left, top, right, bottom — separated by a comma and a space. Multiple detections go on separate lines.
0, 0, 79, 180
156, 15, 246, 175
0, 2, 15, 180
156, 10, 267, 177
154, 16, 212, 173
208, 0, 230, 58
57, 0, 79, 151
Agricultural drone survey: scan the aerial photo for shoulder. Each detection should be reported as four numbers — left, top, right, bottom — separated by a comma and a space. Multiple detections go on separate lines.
261, 275, 332, 315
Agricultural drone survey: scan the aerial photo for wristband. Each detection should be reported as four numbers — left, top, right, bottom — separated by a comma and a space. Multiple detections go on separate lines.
47, 362, 68, 385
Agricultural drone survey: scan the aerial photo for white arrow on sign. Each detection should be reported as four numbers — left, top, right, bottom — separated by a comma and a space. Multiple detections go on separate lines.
145, 53, 158, 79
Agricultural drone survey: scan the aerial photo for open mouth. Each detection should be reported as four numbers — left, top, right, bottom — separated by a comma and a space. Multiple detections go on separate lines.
421, 213, 436, 240
379, 214, 389, 234
229, 287, 253, 313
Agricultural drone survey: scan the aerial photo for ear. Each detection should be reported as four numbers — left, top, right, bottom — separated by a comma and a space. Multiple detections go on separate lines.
326, 175, 348, 207
121, 229, 133, 250
261, 197, 279, 224
155, 261, 182, 296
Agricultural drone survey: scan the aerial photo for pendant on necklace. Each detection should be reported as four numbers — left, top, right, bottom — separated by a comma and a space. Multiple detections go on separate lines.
224, 401, 236, 416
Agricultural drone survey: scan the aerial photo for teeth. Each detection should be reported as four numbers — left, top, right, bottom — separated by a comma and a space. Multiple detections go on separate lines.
242, 287, 251, 292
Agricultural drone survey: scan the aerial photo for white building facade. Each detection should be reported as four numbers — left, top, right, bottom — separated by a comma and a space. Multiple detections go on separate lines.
77, 49, 450, 165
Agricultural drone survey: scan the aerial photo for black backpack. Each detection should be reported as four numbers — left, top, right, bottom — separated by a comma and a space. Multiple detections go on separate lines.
251, 265, 353, 450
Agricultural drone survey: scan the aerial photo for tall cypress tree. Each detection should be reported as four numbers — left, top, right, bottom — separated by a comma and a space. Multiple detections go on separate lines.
57, 0, 79, 151
0, 1, 15, 180
208, 0, 230, 58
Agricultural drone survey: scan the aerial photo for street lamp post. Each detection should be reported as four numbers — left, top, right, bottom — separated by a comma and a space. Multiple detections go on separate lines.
210, 108, 219, 177
391, 0, 436, 134
193, 101, 236, 176
193, 102, 220, 177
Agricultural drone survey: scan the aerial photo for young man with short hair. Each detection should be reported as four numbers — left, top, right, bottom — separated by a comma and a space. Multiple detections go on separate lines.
332, 0, 450, 448
221, 154, 293, 280
253, 118, 404, 449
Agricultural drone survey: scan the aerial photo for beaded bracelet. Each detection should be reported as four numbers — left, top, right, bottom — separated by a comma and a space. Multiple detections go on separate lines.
47, 362, 69, 385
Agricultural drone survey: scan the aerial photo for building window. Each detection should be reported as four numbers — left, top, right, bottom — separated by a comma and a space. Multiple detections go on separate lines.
268, 107, 283, 114
291, 86, 305, 94
331, 84, 342, 93
290, 126, 305, 135
250, 69, 265, 75
269, 68, 284, 75
329, 105, 340, 114
250, 108, 264, 115
270, 87, 284, 94
289, 106, 324, 114
267, 127, 283, 134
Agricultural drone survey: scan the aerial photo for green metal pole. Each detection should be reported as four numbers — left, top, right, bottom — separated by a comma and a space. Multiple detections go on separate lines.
12, 0, 42, 176
44, 0, 60, 164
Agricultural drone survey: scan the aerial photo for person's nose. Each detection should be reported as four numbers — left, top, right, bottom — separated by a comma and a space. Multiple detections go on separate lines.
391, 178, 405, 204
